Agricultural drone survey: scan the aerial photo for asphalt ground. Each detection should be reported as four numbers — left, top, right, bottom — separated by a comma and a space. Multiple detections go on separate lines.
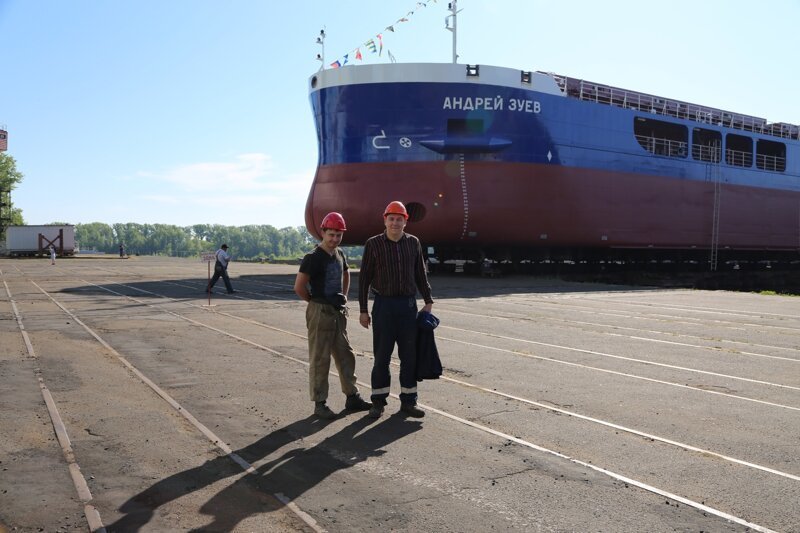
0, 256, 798, 533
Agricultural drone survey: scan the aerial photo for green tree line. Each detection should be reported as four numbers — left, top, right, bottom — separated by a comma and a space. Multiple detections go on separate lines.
75, 222, 325, 260
3, 153, 365, 260
0, 153, 25, 227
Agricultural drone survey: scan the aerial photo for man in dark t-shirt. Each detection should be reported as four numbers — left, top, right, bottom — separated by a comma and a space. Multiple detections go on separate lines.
294, 212, 371, 420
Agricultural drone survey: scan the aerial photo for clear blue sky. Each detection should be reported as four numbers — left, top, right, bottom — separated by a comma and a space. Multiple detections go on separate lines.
2, 0, 798, 228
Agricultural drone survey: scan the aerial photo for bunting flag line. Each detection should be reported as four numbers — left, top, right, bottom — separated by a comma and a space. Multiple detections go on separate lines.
326, 1, 437, 69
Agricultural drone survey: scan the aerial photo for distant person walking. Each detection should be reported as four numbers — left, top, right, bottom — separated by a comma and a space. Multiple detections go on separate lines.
207, 244, 236, 294
294, 212, 371, 420
49, 245, 56, 265
359, 201, 434, 419
119, 243, 125, 258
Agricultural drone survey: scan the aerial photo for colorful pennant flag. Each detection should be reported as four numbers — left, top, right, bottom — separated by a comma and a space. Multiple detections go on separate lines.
325, 1, 435, 69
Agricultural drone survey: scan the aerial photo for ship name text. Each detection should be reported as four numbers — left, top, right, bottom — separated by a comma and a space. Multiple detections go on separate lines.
442, 96, 541, 113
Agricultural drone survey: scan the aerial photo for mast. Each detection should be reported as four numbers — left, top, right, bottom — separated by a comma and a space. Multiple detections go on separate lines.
446, 1, 461, 64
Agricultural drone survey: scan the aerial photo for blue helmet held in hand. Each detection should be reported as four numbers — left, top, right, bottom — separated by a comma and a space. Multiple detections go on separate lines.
417, 310, 440, 330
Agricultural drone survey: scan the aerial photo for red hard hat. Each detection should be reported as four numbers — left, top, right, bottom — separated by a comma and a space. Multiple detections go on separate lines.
320, 212, 347, 231
383, 201, 408, 219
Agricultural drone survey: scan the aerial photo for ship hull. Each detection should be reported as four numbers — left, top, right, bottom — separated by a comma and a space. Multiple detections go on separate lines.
309, 161, 798, 251
306, 63, 800, 260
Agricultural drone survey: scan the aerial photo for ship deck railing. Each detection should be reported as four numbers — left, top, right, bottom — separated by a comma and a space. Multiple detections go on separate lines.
725, 149, 754, 168
547, 73, 799, 142
635, 135, 688, 158
691, 145, 722, 163
636, 135, 786, 171
754, 152, 786, 171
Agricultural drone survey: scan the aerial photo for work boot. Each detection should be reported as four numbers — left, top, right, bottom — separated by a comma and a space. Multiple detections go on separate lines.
400, 403, 425, 418
314, 401, 336, 420
368, 403, 384, 419
345, 394, 371, 411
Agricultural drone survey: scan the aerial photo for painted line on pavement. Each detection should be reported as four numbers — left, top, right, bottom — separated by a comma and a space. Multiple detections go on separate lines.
28, 279, 326, 533
39, 276, 787, 532
3, 280, 106, 533
441, 324, 800, 394
82, 279, 800, 479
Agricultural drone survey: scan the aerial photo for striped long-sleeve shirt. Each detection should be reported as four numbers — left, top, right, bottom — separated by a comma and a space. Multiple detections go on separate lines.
358, 232, 433, 313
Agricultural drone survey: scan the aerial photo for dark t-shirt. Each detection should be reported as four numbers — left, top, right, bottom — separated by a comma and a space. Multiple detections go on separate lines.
299, 246, 349, 305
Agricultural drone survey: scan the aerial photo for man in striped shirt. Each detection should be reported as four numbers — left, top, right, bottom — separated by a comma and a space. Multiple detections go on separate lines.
359, 201, 434, 418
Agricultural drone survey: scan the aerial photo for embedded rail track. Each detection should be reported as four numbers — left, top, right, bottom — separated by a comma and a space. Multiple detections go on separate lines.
1, 256, 798, 532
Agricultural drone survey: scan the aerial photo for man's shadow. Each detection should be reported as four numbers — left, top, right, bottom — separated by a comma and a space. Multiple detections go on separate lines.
107, 414, 421, 532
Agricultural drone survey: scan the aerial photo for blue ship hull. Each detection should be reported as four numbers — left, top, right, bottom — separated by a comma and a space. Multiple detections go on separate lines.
307, 63, 800, 260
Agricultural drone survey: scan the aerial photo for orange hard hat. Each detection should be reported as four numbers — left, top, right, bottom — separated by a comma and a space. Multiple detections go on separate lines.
320, 212, 347, 231
383, 201, 408, 219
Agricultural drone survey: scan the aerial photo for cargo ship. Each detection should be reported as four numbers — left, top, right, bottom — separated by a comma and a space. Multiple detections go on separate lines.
305, 6, 800, 266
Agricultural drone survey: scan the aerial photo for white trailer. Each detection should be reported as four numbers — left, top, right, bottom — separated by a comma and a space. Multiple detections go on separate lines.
5, 225, 76, 256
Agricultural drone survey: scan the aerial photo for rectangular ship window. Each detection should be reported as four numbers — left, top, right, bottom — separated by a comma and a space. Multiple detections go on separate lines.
756, 139, 786, 172
725, 134, 753, 167
691, 127, 721, 163
633, 117, 688, 158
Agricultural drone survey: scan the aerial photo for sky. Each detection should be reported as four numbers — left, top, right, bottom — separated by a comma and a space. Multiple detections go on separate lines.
1, 0, 798, 229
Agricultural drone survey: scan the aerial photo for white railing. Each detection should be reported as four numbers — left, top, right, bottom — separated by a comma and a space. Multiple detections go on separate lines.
636, 136, 785, 171
725, 148, 754, 168
691, 145, 722, 163
755, 153, 786, 172
635, 135, 687, 158
548, 73, 800, 141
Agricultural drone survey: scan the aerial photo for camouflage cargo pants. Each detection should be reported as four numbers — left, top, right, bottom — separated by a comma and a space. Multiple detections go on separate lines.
305, 301, 360, 402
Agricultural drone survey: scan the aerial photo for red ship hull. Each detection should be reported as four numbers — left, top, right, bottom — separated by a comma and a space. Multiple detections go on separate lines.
307, 161, 798, 256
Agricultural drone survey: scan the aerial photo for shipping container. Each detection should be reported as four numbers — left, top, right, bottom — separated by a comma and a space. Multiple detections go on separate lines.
5, 225, 76, 256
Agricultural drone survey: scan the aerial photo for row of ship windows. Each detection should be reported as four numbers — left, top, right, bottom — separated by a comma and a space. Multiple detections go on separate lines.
634, 117, 787, 172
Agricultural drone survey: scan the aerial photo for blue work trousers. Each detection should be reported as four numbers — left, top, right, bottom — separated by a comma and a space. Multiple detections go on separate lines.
370, 295, 418, 405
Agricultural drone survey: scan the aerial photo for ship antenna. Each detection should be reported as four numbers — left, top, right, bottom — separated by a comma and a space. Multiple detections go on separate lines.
315, 28, 326, 71
445, 1, 462, 64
